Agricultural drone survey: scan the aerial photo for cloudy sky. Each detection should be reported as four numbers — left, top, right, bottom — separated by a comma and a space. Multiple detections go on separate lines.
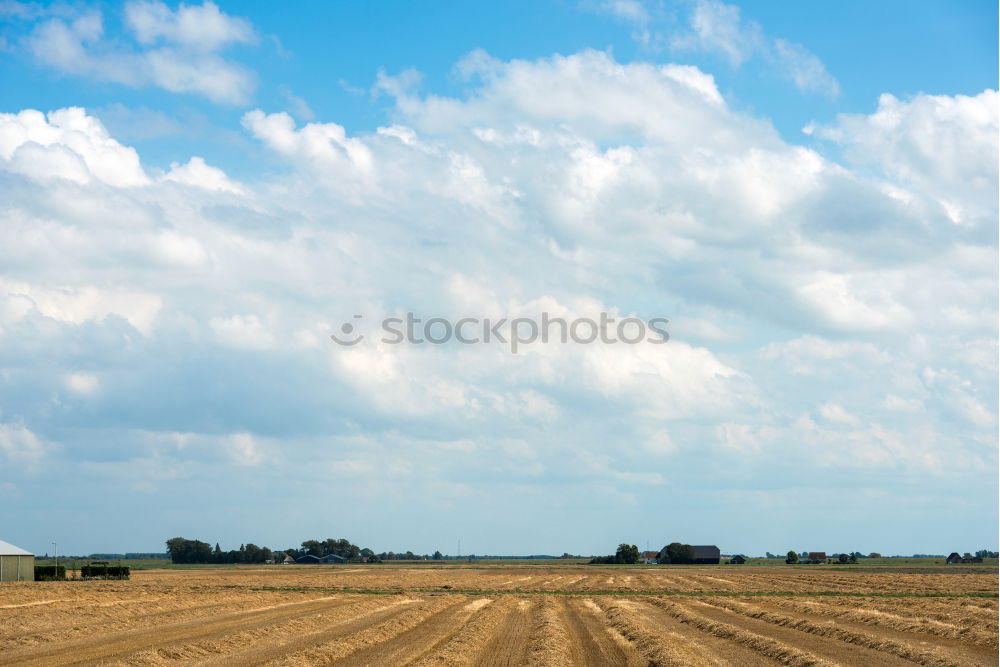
0, 0, 996, 558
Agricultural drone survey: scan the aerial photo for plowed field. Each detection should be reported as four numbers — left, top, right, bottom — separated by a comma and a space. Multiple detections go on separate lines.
1, 565, 996, 665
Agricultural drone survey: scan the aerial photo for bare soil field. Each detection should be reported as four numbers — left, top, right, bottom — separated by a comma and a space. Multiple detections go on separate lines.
1, 565, 996, 665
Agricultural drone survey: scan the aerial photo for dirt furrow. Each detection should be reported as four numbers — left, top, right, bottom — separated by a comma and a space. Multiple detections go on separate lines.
139, 596, 424, 666
668, 597, 971, 667
475, 597, 539, 666
412, 597, 517, 666
0, 594, 367, 666
560, 597, 646, 666
756, 597, 998, 648
594, 597, 761, 666
245, 595, 464, 666
331, 597, 493, 666
643, 595, 874, 666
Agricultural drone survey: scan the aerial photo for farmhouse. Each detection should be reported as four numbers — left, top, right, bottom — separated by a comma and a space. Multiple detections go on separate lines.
808, 552, 827, 563
642, 551, 660, 564
0, 539, 34, 582
281, 554, 295, 564
729, 555, 746, 564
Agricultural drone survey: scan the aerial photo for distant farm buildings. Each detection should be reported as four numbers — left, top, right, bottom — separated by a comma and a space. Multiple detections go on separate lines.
0, 539, 34, 582
729, 555, 746, 564
692, 545, 721, 564
320, 554, 346, 564
295, 555, 321, 564
655, 545, 721, 565
808, 552, 827, 563
291, 553, 348, 564
947, 552, 984, 564
642, 551, 660, 564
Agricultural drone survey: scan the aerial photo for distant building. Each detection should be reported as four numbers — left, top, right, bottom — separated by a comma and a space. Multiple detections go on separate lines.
947, 552, 983, 564
0, 540, 33, 582
295, 555, 321, 564
282, 554, 295, 564
656, 544, 721, 564
641, 551, 660, 564
729, 555, 746, 564
319, 554, 346, 564
807, 552, 826, 563
692, 545, 721, 564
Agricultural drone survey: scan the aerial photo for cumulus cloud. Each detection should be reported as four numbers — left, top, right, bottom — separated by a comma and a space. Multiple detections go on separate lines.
0, 47, 994, 544
21, 1, 257, 104
806, 90, 998, 227
163, 156, 246, 193
0, 108, 149, 186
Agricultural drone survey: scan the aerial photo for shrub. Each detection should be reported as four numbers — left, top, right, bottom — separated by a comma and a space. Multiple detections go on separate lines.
34, 565, 66, 581
81, 564, 130, 580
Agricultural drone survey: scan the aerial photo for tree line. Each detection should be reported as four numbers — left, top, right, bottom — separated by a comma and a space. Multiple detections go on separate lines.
165, 537, 478, 564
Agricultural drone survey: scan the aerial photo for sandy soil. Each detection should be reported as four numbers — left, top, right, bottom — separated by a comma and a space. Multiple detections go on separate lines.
0, 565, 996, 665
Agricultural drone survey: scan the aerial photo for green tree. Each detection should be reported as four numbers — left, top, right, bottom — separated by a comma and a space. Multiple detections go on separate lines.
868, 552, 881, 559
663, 543, 696, 564
433, 550, 443, 560
615, 544, 640, 564
301, 540, 322, 557
786, 550, 799, 564
838, 553, 849, 563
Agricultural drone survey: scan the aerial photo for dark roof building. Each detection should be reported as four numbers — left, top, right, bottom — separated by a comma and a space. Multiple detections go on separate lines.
808, 551, 827, 562
295, 555, 321, 564
692, 545, 721, 564
729, 555, 746, 564
320, 554, 346, 564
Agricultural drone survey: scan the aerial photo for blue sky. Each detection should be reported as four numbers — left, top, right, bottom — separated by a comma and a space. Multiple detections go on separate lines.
0, 0, 996, 557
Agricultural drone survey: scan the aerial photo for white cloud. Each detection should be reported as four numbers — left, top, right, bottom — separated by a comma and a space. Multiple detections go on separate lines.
0, 44, 993, 511
773, 39, 840, 98
210, 314, 276, 350
808, 90, 998, 226
667, 0, 839, 97
0, 423, 46, 462
0, 278, 162, 334
818, 402, 861, 427
65, 372, 99, 395
0, 108, 149, 186
23, 2, 257, 104
672, 0, 762, 66
163, 156, 246, 194
124, 0, 254, 51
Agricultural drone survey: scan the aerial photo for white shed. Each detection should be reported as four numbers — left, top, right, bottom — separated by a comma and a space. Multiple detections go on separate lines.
0, 539, 34, 582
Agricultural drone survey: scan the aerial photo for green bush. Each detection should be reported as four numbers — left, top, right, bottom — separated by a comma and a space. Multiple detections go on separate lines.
34, 565, 66, 581
81, 564, 130, 579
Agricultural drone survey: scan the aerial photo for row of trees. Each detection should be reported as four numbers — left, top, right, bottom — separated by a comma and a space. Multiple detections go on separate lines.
166, 537, 379, 564
165, 536, 513, 565
166, 538, 276, 564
